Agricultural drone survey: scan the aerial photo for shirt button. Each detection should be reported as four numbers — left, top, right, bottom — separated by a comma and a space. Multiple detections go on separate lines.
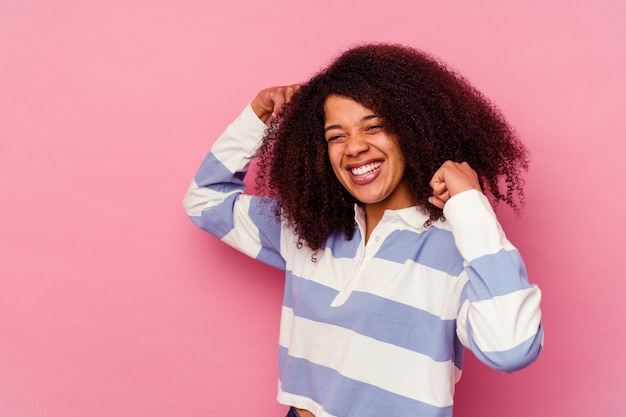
374, 235, 381, 242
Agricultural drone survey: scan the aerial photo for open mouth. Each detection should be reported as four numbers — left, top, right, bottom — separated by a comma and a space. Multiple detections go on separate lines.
350, 161, 382, 177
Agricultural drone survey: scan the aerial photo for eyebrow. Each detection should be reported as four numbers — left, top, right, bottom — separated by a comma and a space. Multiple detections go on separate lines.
324, 114, 380, 133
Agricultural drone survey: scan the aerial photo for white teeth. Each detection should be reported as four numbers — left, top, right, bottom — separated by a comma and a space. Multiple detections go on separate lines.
351, 162, 382, 177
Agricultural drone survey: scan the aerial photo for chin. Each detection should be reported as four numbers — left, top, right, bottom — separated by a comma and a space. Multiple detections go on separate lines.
353, 194, 388, 205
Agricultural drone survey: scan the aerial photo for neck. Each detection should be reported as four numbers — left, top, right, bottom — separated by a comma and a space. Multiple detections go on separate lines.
362, 183, 415, 243
363, 205, 385, 244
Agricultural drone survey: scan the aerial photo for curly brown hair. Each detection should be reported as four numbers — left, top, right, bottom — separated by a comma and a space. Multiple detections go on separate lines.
256, 43, 529, 251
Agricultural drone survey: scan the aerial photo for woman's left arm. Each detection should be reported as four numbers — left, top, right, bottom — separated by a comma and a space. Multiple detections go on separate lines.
431, 162, 543, 373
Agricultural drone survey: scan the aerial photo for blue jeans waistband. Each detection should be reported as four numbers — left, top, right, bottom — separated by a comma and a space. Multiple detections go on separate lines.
286, 407, 301, 417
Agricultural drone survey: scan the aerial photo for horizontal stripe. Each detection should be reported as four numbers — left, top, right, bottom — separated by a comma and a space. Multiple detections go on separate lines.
189, 192, 239, 239
466, 324, 544, 373
375, 228, 464, 276
286, 246, 351, 293
284, 273, 457, 361
248, 197, 285, 269
465, 249, 532, 300
325, 229, 362, 258
466, 287, 542, 352
277, 391, 331, 417
210, 195, 282, 269
183, 181, 204, 217
278, 348, 453, 417
353, 257, 467, 320
279, 307, 456, 408
183, 180, 232, 218
256, 245, 285, 269
288, 247, 468, 320
443, 191, 517, 261
207, 104, 266, 171
283, 271, 339, 309
194, 151, 247, 192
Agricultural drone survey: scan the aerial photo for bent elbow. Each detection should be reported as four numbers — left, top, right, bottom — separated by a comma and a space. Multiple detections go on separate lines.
476, 324, 544, 373
182, 180, 202, 216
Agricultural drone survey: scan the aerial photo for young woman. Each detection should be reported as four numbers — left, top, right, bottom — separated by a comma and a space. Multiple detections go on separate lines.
183, 43, 543, 417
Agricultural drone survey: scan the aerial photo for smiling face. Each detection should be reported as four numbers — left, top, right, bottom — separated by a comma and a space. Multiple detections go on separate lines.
324, 95, 413, 211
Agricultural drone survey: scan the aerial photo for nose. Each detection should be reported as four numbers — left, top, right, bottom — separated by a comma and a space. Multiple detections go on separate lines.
344, 133, 369, 156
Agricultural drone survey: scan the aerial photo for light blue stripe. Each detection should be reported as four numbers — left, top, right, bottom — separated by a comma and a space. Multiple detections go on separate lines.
466, 322, 544, 373
194, 152, 246, 187
375, 228, 465, 276
279, 346, 452, 417
465, 249, 533, 301
282, 271, 338, 310
325, 229, 362, 258
189, 193, 239, 238
256, 247, 285, 269
194, 151, 246, 193
284, 273, 457, 362
249, 197, 285, 270
459, 284, 469, 308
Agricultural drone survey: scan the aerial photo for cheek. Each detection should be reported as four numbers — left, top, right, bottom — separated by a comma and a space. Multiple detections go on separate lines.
397, 152, 407, 172
327, 148, 343, 174
389, 143, 406, 173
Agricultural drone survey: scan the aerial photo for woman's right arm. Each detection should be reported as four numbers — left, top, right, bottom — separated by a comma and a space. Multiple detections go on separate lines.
182, 85, 299, 269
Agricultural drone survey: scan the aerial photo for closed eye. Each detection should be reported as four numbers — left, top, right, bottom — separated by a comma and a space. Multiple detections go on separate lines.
366, 125, 383, 133
326, 135, 343, 143
326, 134, 344, 143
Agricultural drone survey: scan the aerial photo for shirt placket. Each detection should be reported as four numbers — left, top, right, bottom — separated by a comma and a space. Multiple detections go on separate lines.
330, 215, 394, 307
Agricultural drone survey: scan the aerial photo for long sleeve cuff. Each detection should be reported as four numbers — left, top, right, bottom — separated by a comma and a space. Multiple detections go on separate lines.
443, 190, 512, 262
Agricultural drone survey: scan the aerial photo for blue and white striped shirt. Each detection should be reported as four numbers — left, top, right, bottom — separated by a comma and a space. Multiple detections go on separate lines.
183, 104, 543, 417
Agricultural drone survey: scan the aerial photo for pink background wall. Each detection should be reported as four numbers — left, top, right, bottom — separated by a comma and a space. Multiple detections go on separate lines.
1, 1, 624, 416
